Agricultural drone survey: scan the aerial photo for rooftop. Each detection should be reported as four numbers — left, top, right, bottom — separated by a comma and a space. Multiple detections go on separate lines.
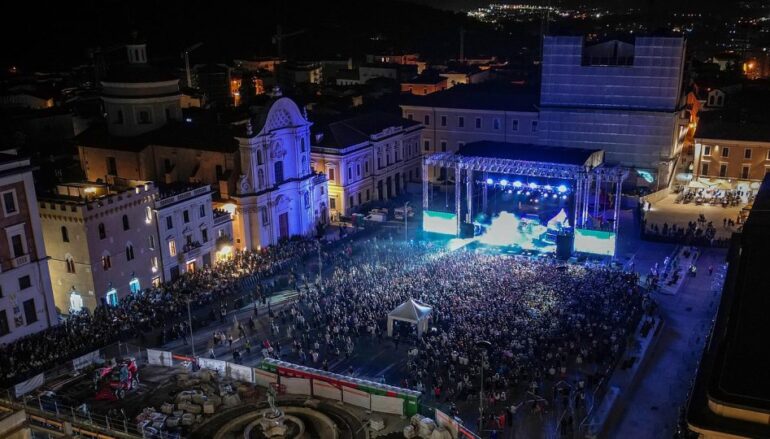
75, 120, 239, 153
695, 86, 770, 142
102, 63, 178, 84
312, 112, 421, 149
456, 141, 601, 167
399, 82, 539, 112
687, 175, 770, 437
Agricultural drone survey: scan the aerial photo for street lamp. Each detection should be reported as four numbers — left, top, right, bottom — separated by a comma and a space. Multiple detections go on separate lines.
186, 297, 196, 357
476, 340, 492, 433
404, 201, 410, 242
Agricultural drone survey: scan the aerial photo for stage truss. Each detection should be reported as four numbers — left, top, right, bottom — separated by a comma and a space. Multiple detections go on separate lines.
422, 152, 629, 240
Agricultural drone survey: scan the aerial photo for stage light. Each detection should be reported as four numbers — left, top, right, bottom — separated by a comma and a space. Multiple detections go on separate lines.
500, 179, 509, 187
557, 185, 568, 193
507, 189, 512, 194
525, 191, 531, 196
528, 182, 538, 189
512, 181, 522, 188
552, 194, 558, 199
561, 195, 568, 200
486, 178, 494, 185
543, 185, 552, 191
516, 190, 522, 194
534, 198, 539, 203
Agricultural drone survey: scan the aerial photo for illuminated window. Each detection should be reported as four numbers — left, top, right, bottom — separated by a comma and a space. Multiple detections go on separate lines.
168, 240, 177, 257
102, 254, 112, 270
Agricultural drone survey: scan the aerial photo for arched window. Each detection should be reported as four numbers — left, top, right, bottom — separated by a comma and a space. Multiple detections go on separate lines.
257, 150, 263, 165
65, 255, 76, 273
145, 206, 153, 223
122, 214, 130, 231
102, 253, 112, 270
125, 244, 135, 261
98, 223, 106, 239
258, 169, 265, 188
300, 137, 306, 152
274, 161, 284, 184
61, 226, 69, 242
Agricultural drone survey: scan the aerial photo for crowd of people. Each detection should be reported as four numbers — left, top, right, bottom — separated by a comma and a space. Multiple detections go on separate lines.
0, 237, 324, 388
641, 213, 734, 247
256, 238, 652, 432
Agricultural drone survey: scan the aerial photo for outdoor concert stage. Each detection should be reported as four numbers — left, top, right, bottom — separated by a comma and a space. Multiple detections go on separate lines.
421, 141, 628, 256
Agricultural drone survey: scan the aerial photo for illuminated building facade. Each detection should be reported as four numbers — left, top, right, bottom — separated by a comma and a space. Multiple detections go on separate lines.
38, 181, 160, 313
310, 113, 422, 219
153, 184, 233, 282
0, 155, 57, 344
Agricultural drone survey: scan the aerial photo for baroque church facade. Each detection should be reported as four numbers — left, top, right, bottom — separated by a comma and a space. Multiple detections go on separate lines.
231, 94, 328, 249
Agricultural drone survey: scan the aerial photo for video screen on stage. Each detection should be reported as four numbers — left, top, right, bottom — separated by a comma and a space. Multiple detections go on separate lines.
423, 210, 457, 235
574, 229, 616, 256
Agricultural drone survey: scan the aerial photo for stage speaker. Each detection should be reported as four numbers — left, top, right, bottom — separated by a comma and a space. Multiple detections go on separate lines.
459, 222, 475, 238
556, 233, 574, 260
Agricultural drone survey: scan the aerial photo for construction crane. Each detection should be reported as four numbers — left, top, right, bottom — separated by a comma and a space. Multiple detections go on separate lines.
181, 42, 204, 88
272, 25, 306, 59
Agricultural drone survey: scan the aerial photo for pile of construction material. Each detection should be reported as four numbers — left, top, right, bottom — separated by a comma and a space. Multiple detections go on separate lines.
403, 414, 450, 439
136, 368, 260, 435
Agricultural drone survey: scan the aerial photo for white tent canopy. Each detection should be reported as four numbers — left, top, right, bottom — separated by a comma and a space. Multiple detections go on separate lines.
387, 299, 432, 338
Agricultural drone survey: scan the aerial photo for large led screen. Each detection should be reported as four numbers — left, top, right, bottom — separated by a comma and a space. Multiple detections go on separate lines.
574, 229, 616, 256
423, 210, 457, 235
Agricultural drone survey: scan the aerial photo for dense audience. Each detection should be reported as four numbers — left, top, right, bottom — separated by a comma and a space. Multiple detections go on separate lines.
0, 237, 322, 387
268, 239, 651, 427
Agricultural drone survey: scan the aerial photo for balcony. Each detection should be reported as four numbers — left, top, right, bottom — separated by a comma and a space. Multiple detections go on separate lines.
213, 209, 232, 225
179, 241, 203, 261
11, 254, 29, 268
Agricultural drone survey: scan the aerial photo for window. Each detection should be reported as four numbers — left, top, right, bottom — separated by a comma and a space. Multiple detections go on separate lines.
18, 275, 31, 290
300, 137, 306, 152
0, 310, 8, 336
115, 110, 123, 124
423, 140, 430, 151
11, 234, 24, 258
365, 162, 369, 173
98, 223, 106, 239
493, 119, 500, 130
349, 195, 354, 208
458, 116, 465, 128
703, 145, 711, 156
358, 193, 362, 205
202, 228, 209, 243
328, 168, 335, 182
163, 159, 172, 172
23, 299, 37, 325
329, 198, 336, 209
258, 169, 265, 188
199, 204, 206, 218
767, 150, 770, 160
2, 191, 17, 216
741, 165, 750, 179
440, 116, 447, 127
61, 226, 69, 242
122, 214, 130, 231
106, 157, 117, 176
366, 189, 370, 201
708, 95, 714, 106
274, 161, 284, 184
102, 254, 112, 270
441, 141, 447, 152
185, 234, 193, 246
145, 206, 152, 223
183, 210, 190, 223
717, 95, 724, 106
148, 234, 155, 250
744, 148, 752, 159
257, 150, 263, 165
406, 113, 413, 120
168, 240, 177, 257
719, 163, 728, 177
423, 115, 430, 126
378, 157, 382, 169
475, 118, 481, 129
512, 120, 519, 131
348, 167, 353, 180
357, 164, 361, 177
261, 207, 269, 225
701, 162, 709, 175
166, 216, 173, 230
125, 244, 134, 261
66, 256, 76, 273
721, 147, 730, 158
532, 120, 539, 132
138, 110, 151, 124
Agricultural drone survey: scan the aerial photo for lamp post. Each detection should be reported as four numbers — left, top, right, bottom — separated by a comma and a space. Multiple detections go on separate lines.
403, 201, 410, 242
476, 340, 492, 433
186, 298, 196, 357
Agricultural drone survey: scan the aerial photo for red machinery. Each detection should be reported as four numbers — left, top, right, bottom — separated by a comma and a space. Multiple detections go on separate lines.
94, 358, 139, 401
